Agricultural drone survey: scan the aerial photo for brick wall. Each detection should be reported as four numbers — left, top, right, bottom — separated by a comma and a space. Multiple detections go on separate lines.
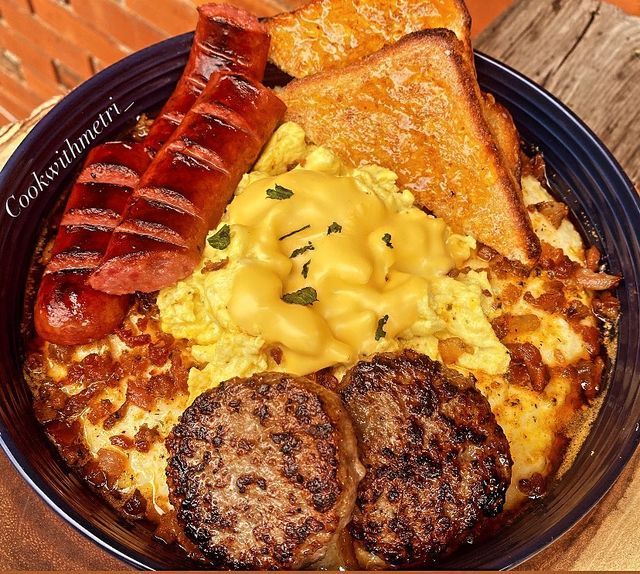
0, 0, 288, 125
0, 0, 638, 126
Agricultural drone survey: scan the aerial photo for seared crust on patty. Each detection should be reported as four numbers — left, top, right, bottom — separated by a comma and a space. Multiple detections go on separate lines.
339, 350, 512, 568
165, 372, 362, 570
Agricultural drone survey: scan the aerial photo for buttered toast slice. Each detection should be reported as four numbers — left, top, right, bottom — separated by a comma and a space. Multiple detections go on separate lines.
268, 0, 522, 184
267, 0, 472, 77
280, 30, 540, 266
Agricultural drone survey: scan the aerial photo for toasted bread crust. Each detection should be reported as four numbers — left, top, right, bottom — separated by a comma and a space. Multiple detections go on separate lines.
267, 0, 472, 78
279, 29, 540, 266
482, 92, 522, 183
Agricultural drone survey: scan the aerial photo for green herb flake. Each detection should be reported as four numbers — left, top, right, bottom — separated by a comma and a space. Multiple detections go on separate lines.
208, 224, 231, 250
382, 233, 393, 248
375, 314, 389, 341
282, 286, 318, 306
266, 183, 294, 200
279, 224, 310, 241
327, 221, 342, 235
290, 241, 315, 258
302, 260, 311, 279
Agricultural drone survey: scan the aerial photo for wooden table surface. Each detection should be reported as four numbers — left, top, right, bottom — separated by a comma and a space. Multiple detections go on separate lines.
1, 0, 639, 570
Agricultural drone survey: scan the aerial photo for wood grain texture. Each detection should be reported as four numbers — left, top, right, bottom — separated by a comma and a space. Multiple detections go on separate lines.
0, 0, 639, 569
516, 452, 640, 570
476, 0, 640, 183
0, 454, 125, 570
0, 97, 59, 171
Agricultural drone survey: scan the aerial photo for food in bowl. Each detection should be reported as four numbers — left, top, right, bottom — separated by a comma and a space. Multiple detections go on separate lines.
21, 0, 621, 569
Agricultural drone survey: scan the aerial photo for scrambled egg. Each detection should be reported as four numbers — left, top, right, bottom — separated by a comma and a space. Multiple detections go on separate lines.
157, 123, 509, 401
522, 176, 585, 263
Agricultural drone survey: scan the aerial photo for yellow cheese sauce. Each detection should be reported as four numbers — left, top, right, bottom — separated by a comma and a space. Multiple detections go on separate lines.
151, 123, 597, 512
157, 123, 509, 401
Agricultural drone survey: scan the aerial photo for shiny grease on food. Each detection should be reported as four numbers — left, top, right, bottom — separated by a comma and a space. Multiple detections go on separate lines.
158, 123, 508, 394
163, 351, 511, 568
33, 4, 273, 346
166, 372, 363, 569
23, 123, 618, 564
22, 0, 622, 569
89, 73, 286, 295
339, 350, 511, 568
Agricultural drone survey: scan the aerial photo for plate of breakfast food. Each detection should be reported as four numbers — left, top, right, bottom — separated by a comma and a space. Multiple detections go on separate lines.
0, 0, 638, 570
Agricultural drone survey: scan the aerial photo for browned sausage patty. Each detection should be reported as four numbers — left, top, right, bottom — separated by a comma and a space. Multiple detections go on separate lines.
165, 372, 362, 569
338, 350, 512, 568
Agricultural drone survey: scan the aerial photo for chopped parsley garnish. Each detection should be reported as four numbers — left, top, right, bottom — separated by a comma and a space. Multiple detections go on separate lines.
282, 286, 318, 306
290, 241, 314, 258
327, 221, 342, 235
382, 233, 393, 248
279, 224, 310, 241
208, 224, 230, 250
266, 183, 294, 200
302, 260, 311, 279
375, 314, 389, 341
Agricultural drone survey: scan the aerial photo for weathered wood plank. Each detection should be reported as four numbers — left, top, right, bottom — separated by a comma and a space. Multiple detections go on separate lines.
517, 450, 640, 570
0, 97, 59, 171
0, 454, 125, 570
476, 0, 640, 183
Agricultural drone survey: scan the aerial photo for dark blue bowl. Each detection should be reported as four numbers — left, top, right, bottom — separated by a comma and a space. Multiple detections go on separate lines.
0, 33, 638, 570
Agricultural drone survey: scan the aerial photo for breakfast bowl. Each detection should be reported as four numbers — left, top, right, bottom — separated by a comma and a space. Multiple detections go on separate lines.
0, 29, 638, 569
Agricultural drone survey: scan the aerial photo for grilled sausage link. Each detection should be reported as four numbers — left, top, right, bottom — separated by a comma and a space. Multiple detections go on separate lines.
35, 4, 271, 345
34, 142, 149, 345
144, 3, 270, 156
89, 73, 286, 295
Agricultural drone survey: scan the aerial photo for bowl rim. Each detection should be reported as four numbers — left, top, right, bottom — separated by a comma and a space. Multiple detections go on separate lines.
0, 33, 638, 571
466, 50, 640, 570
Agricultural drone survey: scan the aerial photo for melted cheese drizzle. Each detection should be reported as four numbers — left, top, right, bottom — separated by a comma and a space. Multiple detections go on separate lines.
40, 124, 598, 518
229, 170, 466, 373
158, 123, 509, 395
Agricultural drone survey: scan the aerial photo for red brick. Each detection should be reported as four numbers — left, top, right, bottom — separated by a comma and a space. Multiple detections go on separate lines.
190, 0, 288, 17
0, 0, 93, 77
71, 0, 166, 51
0, 67, 42, 117
22, 64, 64, 101
125, 0, 196, 36
0, 21, 59, 85
9, 0, 35, 14
29, 0, 130, 65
